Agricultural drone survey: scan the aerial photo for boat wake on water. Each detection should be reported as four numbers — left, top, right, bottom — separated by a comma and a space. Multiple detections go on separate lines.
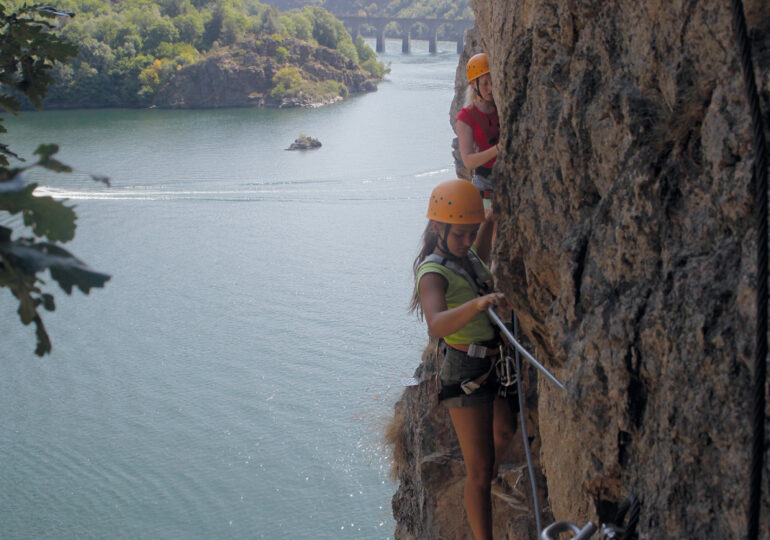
32, 169, 438, 202
415, 167, 451, 178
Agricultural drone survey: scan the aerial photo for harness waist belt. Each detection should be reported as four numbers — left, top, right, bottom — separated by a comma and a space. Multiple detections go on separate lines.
448, 342, 500, 358
479, 189, 493, 200
475, 165, 492, 178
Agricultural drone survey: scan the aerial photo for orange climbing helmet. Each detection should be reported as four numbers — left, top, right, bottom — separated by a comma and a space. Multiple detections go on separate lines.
466, 52, 490, 83
427, 179, 485, 224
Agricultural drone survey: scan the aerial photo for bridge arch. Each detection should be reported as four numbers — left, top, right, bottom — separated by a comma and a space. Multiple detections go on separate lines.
337, 15, 473, 54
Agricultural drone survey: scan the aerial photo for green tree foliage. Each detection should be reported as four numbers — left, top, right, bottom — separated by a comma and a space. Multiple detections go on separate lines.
173, 12, 205, 45
0, 4, 110, 356
322, 0, 472, 19
305, 5, 339, 48
144, 17, 179, 50
270, 65, 302, 99
275, 44, 288, 63
355, 34, 384, 77
300, 6, 361, 65
6, 0, 384, 108
270, 65, 348, 104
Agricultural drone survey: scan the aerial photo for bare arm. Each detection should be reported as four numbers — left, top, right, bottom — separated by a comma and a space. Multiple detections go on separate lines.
473, 213, 497, 263
457, 120, 499, 170
419, 273, 507, 339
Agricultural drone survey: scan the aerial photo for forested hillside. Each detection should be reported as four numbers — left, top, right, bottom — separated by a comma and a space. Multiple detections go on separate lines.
260, 0, 472, 20
9, 0, 386, 109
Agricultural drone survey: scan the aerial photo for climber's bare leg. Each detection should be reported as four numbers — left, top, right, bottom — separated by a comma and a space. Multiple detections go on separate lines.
449, 403, 494, 540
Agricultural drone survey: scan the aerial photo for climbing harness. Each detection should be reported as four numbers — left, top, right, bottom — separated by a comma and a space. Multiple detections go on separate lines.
421, 250, 492, 296
436, 341, 501, 401
420, 250, 505, 402
730, 1, 769, 538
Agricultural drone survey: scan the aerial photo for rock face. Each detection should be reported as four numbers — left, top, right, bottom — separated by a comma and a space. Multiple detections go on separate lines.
154, 36, 378, 108
391, 1, 770, 538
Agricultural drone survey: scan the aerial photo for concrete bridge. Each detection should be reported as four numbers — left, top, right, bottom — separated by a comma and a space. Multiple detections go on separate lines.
336, 15, 474, 54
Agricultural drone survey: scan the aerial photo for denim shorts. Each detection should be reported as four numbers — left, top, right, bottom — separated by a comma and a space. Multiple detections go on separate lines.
438, 342, 499, 408
472, 173, 494, 192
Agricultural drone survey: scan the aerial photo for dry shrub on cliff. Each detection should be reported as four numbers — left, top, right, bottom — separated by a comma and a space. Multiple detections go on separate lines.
384, 402, 408, 480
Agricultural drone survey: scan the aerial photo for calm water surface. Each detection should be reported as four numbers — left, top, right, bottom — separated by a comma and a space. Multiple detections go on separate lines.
1, 39, 458, 539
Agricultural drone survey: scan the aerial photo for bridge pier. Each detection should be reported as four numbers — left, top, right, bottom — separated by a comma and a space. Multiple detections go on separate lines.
402, 31, 410, 53
456, 30, 465, 54
376, 28, 385, 53
425, 22, 440, 54
429, 31, 437, 53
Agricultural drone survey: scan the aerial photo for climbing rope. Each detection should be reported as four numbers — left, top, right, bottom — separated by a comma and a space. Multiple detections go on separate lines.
512, 313, 544, 535
730, 1, 769, 538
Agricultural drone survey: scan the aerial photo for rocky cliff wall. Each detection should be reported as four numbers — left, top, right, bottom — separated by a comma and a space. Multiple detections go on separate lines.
391, 1, 770, 538
482, 0, 770, 537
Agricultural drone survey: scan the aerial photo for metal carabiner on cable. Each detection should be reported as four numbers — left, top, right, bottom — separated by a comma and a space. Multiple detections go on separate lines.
540, 521, 597, 540
599, 523, 624, 540
487, 306, 565, 390
496, 353, 517, 388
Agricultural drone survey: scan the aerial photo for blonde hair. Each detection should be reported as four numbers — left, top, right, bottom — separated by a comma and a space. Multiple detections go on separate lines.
465, 85, 481, 107
465, 76, 496, 108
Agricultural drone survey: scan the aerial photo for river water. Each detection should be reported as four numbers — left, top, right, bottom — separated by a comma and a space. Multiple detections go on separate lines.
0, 39, 459, 539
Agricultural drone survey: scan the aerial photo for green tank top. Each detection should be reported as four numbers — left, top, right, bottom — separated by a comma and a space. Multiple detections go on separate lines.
416, 250, 496, 345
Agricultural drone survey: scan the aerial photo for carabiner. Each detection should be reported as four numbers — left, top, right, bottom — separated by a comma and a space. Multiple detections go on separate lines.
496, 353, 517, 387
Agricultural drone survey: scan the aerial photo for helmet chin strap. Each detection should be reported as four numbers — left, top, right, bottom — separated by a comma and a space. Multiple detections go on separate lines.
473, 79, 482, 99
437, 223, 461, 260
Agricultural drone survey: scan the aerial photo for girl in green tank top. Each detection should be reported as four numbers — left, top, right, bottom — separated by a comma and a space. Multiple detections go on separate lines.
409, 179, 518, 540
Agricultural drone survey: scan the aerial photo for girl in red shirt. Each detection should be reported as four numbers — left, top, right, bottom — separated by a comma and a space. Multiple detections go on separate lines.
456, 53, 500, 205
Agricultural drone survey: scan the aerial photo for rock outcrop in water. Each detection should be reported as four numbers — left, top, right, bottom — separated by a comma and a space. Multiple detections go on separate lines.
287, 135, 322, 150
389, 1, 770, 538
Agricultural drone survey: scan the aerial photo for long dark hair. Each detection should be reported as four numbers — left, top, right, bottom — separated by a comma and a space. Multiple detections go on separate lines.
409, 221, 442, 318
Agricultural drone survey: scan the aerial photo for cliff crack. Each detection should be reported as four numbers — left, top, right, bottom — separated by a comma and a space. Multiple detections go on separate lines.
572, 232, 590, 312
625, 288, 652, 429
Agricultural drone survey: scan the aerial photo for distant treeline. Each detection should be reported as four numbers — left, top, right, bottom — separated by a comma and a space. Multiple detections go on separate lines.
7, 0, 386, 108
261, 0, 473, 20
